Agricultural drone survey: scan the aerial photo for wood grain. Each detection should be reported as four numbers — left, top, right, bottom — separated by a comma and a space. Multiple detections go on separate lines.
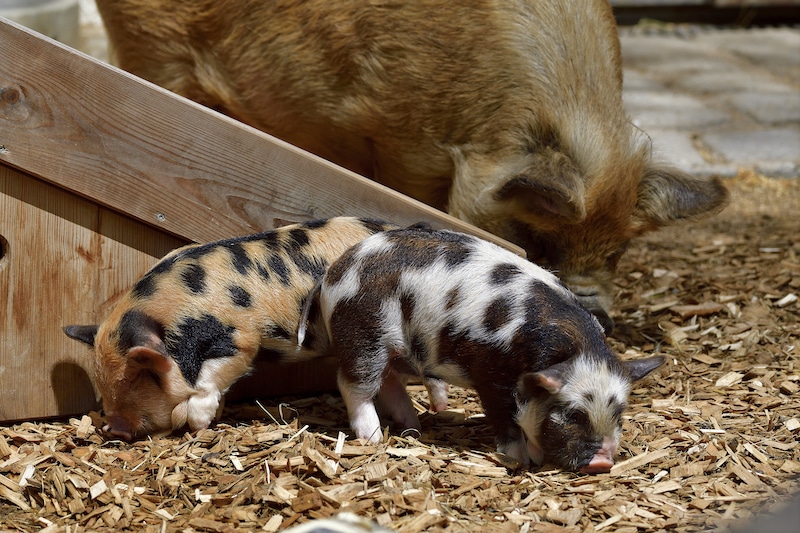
0, 167, 186, 420
0, 18, 522, 254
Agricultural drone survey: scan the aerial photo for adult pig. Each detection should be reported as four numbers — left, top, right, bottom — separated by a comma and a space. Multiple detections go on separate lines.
96, 0, 729, 330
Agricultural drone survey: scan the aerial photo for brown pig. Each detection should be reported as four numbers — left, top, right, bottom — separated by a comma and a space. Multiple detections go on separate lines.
95, 0, 729, 330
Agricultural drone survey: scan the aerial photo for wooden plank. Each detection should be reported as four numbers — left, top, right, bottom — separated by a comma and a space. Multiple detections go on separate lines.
0, 166, 186, 420
0, 17, 522, 254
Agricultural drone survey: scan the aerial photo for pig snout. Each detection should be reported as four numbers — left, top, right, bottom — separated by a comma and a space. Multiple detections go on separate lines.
580, 437, 617, 474
103, 415, 135, 441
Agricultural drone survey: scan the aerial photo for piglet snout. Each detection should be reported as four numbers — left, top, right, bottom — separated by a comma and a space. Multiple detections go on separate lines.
103, 415, 134, 441
580, 438, 617, 474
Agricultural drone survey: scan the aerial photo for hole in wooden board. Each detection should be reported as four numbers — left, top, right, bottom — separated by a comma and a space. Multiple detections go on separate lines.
0, 234, 7, 264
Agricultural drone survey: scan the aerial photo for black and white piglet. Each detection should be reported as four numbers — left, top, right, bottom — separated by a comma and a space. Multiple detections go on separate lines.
309, 227, 664, 473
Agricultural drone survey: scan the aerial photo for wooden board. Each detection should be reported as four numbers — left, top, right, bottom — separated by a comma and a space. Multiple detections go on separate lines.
0, 167, 185, 421
0, 17, 521, 251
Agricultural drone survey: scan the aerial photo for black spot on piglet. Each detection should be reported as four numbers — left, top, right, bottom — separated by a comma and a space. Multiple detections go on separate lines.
131, 274, 157, 299
166, 314, 238, 386
229, 286, 252, 307
227, 243, 253, 275
182, 264, 207, 294
268, 255, 291, 285
116, 310, 165, 353
490, 263, 523, 285
484, 297, 512, 332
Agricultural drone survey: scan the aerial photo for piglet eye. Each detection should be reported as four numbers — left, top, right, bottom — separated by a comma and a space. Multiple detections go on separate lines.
570, 410, 589, 425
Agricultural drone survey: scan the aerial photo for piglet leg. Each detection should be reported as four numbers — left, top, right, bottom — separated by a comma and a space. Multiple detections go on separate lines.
338, 371, 384, 442
423, 377, 449, 412
375, 369, 422, 433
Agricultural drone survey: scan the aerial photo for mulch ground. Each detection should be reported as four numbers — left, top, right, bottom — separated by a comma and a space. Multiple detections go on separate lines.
1, 171, 798, 532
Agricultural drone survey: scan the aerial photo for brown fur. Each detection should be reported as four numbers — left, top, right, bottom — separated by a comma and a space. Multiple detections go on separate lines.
96, 0, 729, 327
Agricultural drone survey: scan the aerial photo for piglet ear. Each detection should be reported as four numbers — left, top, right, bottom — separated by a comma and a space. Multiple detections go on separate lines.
625, 356, 666, 382
63, 325, 100, 347
519, 365, 567, 398
127, 346, 173, 376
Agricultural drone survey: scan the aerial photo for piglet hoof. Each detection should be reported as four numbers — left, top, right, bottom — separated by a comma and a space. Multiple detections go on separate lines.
400, 427, 421, 440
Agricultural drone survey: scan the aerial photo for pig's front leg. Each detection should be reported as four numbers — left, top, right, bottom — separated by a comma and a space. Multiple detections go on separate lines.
474, 383, 537, 466
338, 371, 384, 442
185, 387, 222, 431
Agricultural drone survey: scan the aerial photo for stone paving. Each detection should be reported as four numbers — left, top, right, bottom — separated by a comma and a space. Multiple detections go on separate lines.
620, 25, 800, 178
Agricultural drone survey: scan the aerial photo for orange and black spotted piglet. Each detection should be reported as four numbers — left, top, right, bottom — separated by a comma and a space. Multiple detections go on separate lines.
64, 217, 396, 441
306, 227, 665, 473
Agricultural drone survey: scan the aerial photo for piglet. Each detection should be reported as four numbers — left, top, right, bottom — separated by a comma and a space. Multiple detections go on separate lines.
312, 227, 664, 473
64, 217, 395, 440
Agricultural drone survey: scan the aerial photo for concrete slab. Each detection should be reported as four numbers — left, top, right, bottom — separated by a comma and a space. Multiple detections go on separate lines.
701, 129, 800, 177
726, 92, 800, 125
623, 69, 665, 91
672, 71, 795, 95
646, 129, 710, 171
625, 91, 731, 130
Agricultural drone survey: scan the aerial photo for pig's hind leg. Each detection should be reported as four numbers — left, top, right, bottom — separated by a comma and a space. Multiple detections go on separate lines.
375, 369, 422, 434
336, 342, 389, 442
424, 377, 449, 412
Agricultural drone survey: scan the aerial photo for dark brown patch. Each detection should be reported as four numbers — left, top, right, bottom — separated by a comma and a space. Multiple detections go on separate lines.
490, 263, 523, 284
445, 285, 462, 310
483, 297, 512, 332
399, 291, 416, 323
324, 246, 360, 287
329, 296, 387, 386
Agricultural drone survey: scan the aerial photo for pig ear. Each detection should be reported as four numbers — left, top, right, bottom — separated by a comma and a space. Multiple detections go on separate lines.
63, 325, 100, 347
636, 165, 729, 226
625, 356, 666, 382
493, 149, 587, 222
519, 364, 569, 398
117, 311, 167, 353
127, 346, 173, 376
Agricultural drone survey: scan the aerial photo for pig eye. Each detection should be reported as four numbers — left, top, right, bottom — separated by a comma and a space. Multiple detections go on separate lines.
569, 410, 589, 426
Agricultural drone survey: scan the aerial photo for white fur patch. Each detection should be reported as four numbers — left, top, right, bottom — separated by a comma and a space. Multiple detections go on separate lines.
560, 355, 630, 439
338, 373, 383, 442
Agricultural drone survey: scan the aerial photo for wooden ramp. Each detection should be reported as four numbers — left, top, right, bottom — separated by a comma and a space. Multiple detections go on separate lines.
0, 18, 519, 422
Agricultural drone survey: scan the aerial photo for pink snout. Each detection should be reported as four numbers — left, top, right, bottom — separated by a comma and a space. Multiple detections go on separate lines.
580, 437, 617, 474
103, 415, 134, 441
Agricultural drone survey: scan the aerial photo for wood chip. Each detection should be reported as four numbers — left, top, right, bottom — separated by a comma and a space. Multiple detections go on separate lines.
670, 302, 725, 318
715, 372, 745, 387
610, 449, 670, 475
1, 174, 799, 532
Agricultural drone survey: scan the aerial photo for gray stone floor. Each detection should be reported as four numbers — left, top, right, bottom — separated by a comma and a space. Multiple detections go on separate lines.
621, 25, 800, 178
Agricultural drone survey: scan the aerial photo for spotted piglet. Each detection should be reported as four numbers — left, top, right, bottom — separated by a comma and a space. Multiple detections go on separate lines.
64, 217, 396, 441
312, 227, 665, 473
